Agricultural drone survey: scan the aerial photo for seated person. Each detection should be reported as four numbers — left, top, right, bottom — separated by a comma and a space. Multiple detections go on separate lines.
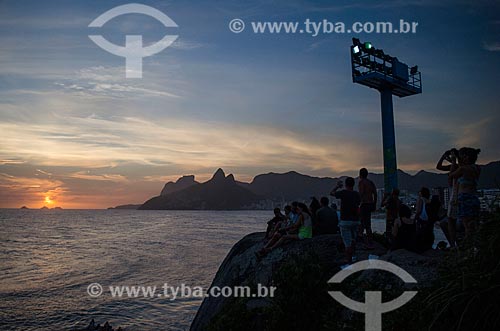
257, 203, 312, 257
314, 197, 339, 235
263, 203, 300, 246
415, 191, 440, 253
391, 204, 416, 252
265, 208, 285, 240
285, 202, 300, 228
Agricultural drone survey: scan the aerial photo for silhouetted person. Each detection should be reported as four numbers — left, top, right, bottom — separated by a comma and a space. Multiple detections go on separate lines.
314, 196, 339, 235
415, 187, 438, 252
391, 204, 416, 252
439, 215, 465, 248
449, 147, 481, 238
436, 148, 459, 247
309, 197, 321, 225
261, 203, 299, 249
331, 177, 361, 264
382, 188, 401, 243
286, 201, 300, 227
283, 205, 292, 222
257, 203, 313, 257
358, 168, 377, 248
266, 208, 285, 239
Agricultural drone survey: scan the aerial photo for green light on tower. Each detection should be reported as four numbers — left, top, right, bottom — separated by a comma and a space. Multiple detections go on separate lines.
350, 39, 423, 193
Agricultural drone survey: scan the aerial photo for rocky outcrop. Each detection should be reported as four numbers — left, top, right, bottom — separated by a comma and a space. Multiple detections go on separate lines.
71, 319, 121, 331
190, 232, 444, 331
139, 169, 262, 210
107, 204, 141, 210
160, 175, 198, 196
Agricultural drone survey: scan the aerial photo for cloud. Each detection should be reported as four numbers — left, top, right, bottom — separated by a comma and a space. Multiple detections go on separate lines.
53, 66, 182, 99
0, 159, 26, 165
36, 169, 53, 176
455, 117, 498, 150
169, 39, 205, 50
0, 114, 371, 173
482, 42, 500, 52
0, 16, 90, 29
270, 0, 459, 14
66, 171, 129, 183
0, 172, 67, 206
1, 0, 499, 208
57, 81, 181, 99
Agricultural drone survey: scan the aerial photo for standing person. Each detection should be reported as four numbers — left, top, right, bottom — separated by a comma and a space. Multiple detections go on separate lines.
330, 177, 361, 264
381, 188, 401, 243
358, 168, 377, 248
449, 148, 481, 238
415, 187, 434, 252
314, 196, 339, 235
436, 148, 459, 247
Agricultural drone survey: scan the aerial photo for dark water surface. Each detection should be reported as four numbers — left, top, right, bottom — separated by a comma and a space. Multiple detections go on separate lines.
0, 209, 445, 330
0, 210, 267, 330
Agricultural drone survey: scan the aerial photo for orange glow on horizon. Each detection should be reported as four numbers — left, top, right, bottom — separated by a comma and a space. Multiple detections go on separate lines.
44, 196, 54, 205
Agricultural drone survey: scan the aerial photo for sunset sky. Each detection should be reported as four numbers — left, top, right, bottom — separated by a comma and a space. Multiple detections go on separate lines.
0, 0, 499, 208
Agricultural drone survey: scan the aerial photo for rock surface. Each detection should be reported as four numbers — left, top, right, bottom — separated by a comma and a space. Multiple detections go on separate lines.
140, 169, 261, 210
107, 204, 141, 210
160, 175, 199, 196
190, 232, 444, 331
71, 319, 122, 331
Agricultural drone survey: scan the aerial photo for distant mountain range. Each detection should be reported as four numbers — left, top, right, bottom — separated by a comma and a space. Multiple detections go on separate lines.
139, 169, 261, 210
160, 175, 199, 196
107, 204, 142, 210
135, 161, 500, 210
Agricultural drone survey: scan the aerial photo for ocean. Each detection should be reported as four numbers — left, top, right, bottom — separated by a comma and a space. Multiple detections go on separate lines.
0, 210, 446, 330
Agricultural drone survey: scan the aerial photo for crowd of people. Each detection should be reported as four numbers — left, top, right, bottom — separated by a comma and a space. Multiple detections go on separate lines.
257, 198, 338, 258
257, 147, 482, 264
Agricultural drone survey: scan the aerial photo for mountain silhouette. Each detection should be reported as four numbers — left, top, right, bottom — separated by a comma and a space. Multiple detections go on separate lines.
242, 169, 449, 201
160, 175, 198, 196
247, 171, 338, 201
138, 161, 500, 210
139, 168, 261, 210
245, 161, 499, 200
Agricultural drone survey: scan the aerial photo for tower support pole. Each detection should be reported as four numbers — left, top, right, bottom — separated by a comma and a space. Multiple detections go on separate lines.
380, 87, 398, 193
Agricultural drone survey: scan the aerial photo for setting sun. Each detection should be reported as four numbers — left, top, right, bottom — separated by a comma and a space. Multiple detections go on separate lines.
44, 196, 54, 205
